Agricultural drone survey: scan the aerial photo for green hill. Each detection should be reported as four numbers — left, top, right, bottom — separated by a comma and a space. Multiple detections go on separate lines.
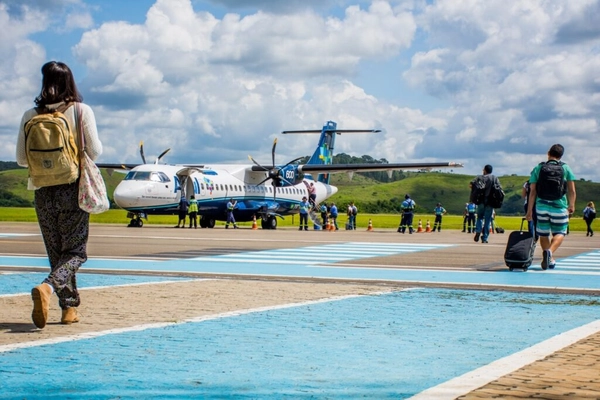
1, 167, 598, 217
0, 168, 123, 208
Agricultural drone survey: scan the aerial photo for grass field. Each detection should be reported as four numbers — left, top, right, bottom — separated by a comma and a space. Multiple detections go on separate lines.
0, 207, 589, 232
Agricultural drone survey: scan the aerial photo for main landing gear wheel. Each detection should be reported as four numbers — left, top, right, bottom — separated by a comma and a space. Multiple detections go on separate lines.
200, 216, 216, 228
261, 216, 277, 230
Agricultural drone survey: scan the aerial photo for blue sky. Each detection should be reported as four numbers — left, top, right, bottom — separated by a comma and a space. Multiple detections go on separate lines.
2, 0, 600, 181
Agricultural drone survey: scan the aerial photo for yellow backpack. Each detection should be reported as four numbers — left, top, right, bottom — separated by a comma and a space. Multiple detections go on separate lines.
24, 103, 79, 188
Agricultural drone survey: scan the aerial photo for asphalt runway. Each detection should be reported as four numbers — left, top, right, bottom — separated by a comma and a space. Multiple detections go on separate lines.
1, 223, 599, 399
1, 222, 599, 292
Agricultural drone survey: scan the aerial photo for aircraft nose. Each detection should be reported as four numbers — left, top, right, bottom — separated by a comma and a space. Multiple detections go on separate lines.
113, 182, 140, 208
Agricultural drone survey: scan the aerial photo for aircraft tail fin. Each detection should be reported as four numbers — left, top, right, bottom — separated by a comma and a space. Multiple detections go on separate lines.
282, 121, 380, 184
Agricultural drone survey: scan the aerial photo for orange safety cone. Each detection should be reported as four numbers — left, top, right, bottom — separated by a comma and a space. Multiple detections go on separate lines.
417, 219, 423, 233
425, 220, 432, 233
325, 219, 331, 231
367, 219, 373, 231
251, 215, 258, 230
330, 220, 336, 231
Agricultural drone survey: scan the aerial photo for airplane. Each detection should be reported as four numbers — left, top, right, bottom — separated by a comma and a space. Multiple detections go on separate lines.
98, 121, 462, 229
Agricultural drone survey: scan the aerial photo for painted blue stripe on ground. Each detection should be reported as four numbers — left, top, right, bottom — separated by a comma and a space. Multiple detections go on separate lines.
1, 289, 598, 398
1, 249, 599, 291
0, 272, 195, 296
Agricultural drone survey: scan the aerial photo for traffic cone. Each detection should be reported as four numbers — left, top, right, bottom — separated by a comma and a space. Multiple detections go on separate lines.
367, 219, 373, 231
329, 220, 336, 231
417, 219, 423, 233
251, 215, 258, 230
425, 220, 432, 232
325, 219, 330, 231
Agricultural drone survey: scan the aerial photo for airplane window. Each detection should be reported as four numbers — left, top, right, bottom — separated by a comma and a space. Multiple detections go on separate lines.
124, 171, 151, 181
229, 185, 233, 191
158, 172, 170, 182
150, 172, 163, 182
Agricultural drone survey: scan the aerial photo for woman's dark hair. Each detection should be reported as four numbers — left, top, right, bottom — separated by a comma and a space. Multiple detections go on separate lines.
34, 61, 83, 107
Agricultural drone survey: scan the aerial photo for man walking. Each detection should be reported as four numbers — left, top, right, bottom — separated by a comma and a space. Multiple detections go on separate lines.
526, 144, 576, 270
471, 165, 499, 243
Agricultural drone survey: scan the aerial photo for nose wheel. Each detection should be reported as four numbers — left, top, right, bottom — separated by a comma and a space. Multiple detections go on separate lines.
126, 212, 145, 228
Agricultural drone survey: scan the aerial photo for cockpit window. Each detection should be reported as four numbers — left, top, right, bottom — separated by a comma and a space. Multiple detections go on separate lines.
123, 171, 170, 182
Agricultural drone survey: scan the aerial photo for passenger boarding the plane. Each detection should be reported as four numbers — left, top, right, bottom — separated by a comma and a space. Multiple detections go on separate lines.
304, 181, 317, 210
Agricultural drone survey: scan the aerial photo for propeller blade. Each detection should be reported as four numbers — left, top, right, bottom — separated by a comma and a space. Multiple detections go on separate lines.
139, 141, 146, 164
248, 155, 268, 170
283, 156, 304, 167
256, 176, 271, 186
271, 138, 277, 166
156, 148, 171, 164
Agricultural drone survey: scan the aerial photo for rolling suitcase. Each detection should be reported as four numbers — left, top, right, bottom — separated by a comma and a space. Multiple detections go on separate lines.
504, 218, 536, 271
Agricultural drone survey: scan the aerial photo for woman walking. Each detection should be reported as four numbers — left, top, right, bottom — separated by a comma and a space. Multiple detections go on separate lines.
16, 61, 103, 328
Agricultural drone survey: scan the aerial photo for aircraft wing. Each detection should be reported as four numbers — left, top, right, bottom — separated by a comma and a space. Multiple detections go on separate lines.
298, 161, 463, 174
97, 163, 139, 170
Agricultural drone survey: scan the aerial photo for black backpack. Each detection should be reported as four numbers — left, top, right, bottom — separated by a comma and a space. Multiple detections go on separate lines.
536, 161, 566, 201
469, 176, 486, 205
487, 177, 504, 208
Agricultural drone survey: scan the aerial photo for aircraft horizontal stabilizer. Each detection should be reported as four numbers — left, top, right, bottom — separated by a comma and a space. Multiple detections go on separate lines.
282, 129, 381, 134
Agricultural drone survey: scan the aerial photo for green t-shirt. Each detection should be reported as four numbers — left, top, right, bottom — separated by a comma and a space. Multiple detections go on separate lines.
529, 161, 575, 209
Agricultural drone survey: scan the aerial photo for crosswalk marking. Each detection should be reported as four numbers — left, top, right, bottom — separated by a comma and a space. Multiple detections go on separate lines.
188, 242, 453, 265
533, 251, 600, 274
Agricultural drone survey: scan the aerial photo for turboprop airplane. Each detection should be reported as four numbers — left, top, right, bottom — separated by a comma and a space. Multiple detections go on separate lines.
98, 121, 462, 229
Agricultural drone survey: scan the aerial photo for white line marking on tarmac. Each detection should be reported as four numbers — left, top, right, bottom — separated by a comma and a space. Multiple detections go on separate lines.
408, 319, 600, 400
0, 278, 205, 298
0, 290, 393, 354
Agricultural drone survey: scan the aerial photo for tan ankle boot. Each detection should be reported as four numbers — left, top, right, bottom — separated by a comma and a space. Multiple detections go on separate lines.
31, 284, 52, 329
61, 307, 79, 324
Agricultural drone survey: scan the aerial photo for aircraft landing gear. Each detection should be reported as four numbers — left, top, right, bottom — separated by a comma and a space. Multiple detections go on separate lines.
261, 215, 277, 230
199, 216, 216, 228
126, 212, 145, 228
127, 217, 144, 228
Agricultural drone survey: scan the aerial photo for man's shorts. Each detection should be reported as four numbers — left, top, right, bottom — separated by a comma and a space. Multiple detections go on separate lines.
535, 201, 569, 237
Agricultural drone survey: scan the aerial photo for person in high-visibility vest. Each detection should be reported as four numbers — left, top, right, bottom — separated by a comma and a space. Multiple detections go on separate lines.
188, 195, 199, 228
226, 199, 238, 229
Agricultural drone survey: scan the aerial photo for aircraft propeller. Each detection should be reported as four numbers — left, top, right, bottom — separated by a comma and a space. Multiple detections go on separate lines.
139, 141, 171, 164
248, 138, 303, 199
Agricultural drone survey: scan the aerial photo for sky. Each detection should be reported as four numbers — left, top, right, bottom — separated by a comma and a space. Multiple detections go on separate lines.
1, 0, 599, 181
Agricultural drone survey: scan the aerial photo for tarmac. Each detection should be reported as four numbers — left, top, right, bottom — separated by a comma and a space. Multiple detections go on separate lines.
0, 221, 598, 398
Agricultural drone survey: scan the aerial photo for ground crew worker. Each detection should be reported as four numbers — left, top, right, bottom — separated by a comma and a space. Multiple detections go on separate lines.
225, 199, 238, 229
432, 203, 446, 232
398, 194, 416, 234
299, 196, 310, 231
463, 202, 476, 233
188, 195, 198, 228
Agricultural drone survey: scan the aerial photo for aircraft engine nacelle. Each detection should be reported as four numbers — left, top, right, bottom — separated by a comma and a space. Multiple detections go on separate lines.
278, 164, 304, 186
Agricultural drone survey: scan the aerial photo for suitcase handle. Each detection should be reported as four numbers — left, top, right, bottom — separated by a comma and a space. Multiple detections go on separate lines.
520, 217, 527, 232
